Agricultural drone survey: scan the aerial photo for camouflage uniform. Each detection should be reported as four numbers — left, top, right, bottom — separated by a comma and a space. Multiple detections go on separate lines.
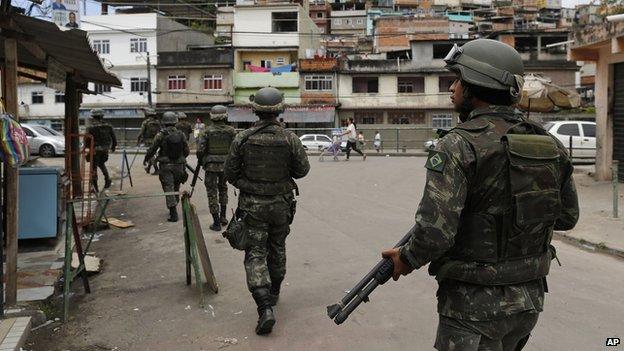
138, 113, 162, 174
197, 122, 237, 220
176, 118, 193, 143
397, 106, 579, 350
86, 115, 117, 190
145, 125, 189, 220
225, 119, 310, 292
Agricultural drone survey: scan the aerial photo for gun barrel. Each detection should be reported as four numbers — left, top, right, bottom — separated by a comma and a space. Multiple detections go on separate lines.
334, 278, 380, 325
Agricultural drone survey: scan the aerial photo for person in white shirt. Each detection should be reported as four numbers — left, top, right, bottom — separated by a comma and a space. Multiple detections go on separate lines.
373, 131, 381, 153
342, 118, 366, 161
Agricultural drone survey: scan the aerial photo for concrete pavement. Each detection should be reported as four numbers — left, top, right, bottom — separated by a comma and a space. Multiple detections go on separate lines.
26, 155, 624, 351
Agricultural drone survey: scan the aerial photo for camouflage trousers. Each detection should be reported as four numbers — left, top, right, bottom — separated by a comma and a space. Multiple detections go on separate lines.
239, 192, 294, 292
204, 171, 228, 215
91, 150, 110, 184
158, 163, 188, 208
434, 312, 539, 351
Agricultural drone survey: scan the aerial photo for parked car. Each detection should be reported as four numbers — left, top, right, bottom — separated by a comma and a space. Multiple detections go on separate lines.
21, 124, 65, 157
299, 134, 333, 151
543, 121, 596, 159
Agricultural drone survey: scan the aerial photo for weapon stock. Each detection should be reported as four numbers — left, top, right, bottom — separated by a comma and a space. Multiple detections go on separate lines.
326, 226, 414, 325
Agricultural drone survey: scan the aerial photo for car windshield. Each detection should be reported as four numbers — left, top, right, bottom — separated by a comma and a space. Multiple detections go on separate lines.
31, 125, 57, 136
543, 122, 555, 131
41, 126, 62, 136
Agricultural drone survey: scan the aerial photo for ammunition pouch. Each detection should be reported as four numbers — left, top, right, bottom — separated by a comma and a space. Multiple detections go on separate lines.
223, 209, 249, 251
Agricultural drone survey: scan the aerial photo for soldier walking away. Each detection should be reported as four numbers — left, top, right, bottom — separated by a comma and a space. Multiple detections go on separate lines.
137, 107, 162, 175
175, 112, 193, 143
379, 39, 579, 351
225, 87, 310, 335
197, 105, 237, 231
86, 109, 117, 191
144, 112, 190, 222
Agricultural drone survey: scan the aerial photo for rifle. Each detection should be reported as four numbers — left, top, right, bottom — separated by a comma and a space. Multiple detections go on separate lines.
326, 226, 414, 325
188, 164, 203, 197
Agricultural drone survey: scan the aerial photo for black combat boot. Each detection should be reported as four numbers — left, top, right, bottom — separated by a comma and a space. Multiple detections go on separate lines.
167, 206, 178, 222
252, 288, 275, 335
104, 178, 112, 189
209, 213, 221, 231
219, 205, 228, 226
268, 277, 283, 306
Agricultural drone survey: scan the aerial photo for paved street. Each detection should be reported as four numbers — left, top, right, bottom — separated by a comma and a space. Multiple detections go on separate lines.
28, 155, 624, 351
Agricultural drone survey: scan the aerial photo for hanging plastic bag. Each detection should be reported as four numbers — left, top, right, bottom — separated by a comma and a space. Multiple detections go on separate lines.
0, 111, 29, 168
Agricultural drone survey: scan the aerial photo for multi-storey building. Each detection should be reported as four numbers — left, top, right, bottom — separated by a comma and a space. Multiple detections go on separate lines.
309, 0, 331, 34
330, 10, 367, 36
17, 80, 67, 130
79, 13, 212, 131
156, 48, 234, 121
226, 2, 325, 126
336, 39, 464, 146
373, 16, 449, 53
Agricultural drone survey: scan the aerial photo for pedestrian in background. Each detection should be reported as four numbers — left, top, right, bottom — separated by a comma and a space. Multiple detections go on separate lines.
194, 118, 205, 140
342, 117, 366, 161
374, 130, 381, 153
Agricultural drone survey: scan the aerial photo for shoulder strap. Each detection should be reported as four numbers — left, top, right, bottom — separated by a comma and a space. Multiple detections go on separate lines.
240, 123, 275, 146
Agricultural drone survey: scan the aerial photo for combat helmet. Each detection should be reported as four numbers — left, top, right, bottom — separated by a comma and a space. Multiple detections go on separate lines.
210, 105, 228, 121
143, 107, 157, 117
444, 39, 524, 101
91, 108, 105, 119
162, 111, 178, 126
250, 87, 284, 115
177, 112, 188, 120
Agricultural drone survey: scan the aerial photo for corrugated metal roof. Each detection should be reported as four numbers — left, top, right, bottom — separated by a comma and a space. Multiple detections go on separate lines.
0, 14, 121, 87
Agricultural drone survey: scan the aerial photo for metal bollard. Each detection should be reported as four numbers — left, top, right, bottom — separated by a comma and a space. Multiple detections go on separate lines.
613, 160, 619, 219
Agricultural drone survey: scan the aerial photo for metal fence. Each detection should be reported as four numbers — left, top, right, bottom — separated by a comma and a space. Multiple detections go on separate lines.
113, 127, 439, 152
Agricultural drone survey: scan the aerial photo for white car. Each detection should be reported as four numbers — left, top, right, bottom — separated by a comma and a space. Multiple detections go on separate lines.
543, 121, 596, 159
299, 134, 333, 151
21, 124, 65, 157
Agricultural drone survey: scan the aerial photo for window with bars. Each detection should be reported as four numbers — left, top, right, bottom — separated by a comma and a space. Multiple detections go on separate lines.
389, 111, 426, 125
168, 75, 186, 91
131, 77, 149, 92
31, 91, 44, 104
432, 114, 453, 128
276, 57, 286, 65
55, 91, 65, 103
94, 84, 112, 94
203, 75, 223, 90
92, 39, 110, 54
397, 77, 424, 94
304, 75, 333, 91
354, 111, 383, 124
130, 38, 148, 53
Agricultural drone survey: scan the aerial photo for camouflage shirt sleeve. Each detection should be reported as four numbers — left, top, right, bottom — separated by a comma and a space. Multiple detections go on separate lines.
399, 133, 474, 270
138, 120, 147, 142
108, 125, 117, 150
146, 132, 163, 160
287, 132, 310, 179
224, 133, 245, 187
196, 129, 207, 160
555, 146, 579, 231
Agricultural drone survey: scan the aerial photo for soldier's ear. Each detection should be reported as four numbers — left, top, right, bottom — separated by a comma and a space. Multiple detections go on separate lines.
249, 94, 255, 102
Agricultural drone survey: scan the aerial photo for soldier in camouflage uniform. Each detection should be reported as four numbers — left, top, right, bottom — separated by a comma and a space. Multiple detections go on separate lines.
197, 105, 237, 231
380, 39, 579, 351
137, 107, 162, 175
86, 109, 117, 191
144, 112, 189, 222
175, 112, 193, 143
224, 87, 310, 335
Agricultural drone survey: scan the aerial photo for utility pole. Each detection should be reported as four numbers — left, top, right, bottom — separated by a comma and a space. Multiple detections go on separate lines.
146, 51, 153, 107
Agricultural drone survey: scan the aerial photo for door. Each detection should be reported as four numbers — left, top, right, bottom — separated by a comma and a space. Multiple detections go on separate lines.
554, 122, 583, 157
300, 135, 315, 149
614, 63, 624, 181
580, 122, 596, 159
22, 126, 38, 154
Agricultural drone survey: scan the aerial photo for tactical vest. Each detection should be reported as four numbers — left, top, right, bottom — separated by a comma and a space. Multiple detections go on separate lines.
238, 126, 292, 196
161, 129, 186, 163
89, 123, 113, 151
431, 113, 563, 286
204, 126, 234, 164
145, 118, 161, 139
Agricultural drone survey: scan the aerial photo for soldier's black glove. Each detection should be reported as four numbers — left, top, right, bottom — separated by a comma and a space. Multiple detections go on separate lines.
143, 157, 148, 166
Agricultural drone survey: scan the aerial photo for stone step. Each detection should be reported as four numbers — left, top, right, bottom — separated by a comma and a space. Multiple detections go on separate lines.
0, 317, 31, 351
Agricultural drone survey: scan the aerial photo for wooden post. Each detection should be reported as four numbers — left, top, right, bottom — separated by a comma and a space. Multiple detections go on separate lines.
3, 38, 19, 305
65, 76, 82, 197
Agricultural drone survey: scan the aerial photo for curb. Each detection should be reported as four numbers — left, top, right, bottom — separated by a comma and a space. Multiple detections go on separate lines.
554, 231, 624, 259
0, 317, 31, 351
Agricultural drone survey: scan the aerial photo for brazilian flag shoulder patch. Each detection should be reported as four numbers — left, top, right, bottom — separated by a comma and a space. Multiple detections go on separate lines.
425, 150, 447, 173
